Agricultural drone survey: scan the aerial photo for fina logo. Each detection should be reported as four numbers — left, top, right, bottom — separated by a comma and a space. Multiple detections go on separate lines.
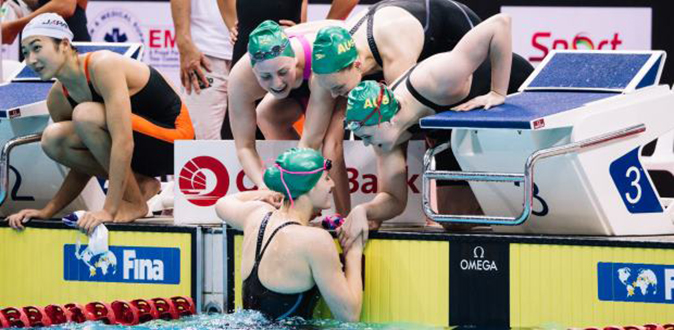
597, 262, 674, 304
123, 250, 163, 281
617, 267, 658, 297
460, 246, 498, 272
64, 245, 180, 284
179, 156, 230, 207
89, 8, 145, 43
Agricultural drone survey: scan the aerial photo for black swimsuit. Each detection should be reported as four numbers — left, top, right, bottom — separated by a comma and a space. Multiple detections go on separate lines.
392, 55, 534, 184
243, 212, 321, 320
350, 0, 481, 81
62, 52, 194, 177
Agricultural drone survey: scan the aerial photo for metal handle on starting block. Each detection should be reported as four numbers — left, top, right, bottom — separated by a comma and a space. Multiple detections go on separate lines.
0, 133, 42, 207
422, 124, 646, 225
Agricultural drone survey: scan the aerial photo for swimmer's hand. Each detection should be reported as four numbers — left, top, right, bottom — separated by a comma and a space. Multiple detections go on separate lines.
77, 210, 113, 236
255, 191, 284, 209
338, 205, 370, 251
5, 209, 49, 230
177, 40, 212, 95
452, 90, 506, 111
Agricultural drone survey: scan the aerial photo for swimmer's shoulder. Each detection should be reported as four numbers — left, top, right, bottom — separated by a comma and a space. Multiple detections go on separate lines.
292, 226, 338, 256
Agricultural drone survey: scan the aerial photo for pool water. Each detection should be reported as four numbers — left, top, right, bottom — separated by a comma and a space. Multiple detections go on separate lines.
43, 310, 447, 329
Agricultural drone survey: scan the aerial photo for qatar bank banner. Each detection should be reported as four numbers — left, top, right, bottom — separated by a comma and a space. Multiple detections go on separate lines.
174, 140, 426, 226
501, 6, 652, 65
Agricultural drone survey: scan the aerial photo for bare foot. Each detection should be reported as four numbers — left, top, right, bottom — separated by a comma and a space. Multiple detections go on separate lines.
114, 200, 149, 223
135, 175, 161, 202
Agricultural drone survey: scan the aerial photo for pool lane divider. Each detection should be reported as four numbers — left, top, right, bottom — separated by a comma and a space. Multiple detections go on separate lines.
0, 296, 195, 327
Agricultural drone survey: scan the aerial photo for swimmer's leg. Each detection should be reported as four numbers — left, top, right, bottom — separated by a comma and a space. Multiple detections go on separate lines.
256, 93, 303, 140
71, 102, 148, 221
41, 121, 107, 177
322, 97, 351, 215
436, 185, 483, 231
134, 173, 161, 202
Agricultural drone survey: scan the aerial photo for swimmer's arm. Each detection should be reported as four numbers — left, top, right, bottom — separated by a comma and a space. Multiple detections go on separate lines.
92, 55, 135, 217
39, 170, 93, 219
307, 230, 363, 322
299, 80, 337, 150
215, 191, 279, 230
229, 59, 268, 188
326, 0, 359, 20
375, 18, 422, 84
445, 14, 512, 97
46, 82, 73, 122
359, 145, 408, 222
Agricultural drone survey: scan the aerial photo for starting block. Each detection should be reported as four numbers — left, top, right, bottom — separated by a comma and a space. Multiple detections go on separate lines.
420, 50, 674, 235
0, 43, 143, 217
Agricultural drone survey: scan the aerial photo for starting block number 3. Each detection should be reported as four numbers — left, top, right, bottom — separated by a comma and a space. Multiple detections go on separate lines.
609, 148, 662, 214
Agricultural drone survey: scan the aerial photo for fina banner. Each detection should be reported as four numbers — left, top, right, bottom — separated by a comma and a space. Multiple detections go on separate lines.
0, 226, 194, 307
174, 140, 425, 225
501, 6, 652, 65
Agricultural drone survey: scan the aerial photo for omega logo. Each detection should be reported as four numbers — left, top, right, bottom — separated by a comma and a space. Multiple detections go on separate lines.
460, 246, 498, 272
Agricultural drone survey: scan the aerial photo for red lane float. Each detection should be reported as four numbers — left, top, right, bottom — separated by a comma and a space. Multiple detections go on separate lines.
0, 296, 195, 328
130, 298, 159, 323
84, 302, 116, 324
111, 300, 140, 326
0, 307, 29, 328
22, 306, 51, 327
44, 305, 71, 325
64, 303, 87, 323
171, 296, 196, 317
151, 297, 179, 320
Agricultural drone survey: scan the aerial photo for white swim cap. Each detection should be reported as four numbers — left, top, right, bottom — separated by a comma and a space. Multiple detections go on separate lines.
21, 13, 73, 42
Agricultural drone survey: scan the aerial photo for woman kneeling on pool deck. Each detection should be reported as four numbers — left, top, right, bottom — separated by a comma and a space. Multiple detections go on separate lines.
338, 14, 530, 246
216, 148, 367, 321
6, 14, 194, 233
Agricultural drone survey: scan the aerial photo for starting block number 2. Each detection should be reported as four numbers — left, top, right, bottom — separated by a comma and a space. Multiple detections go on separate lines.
609, 148, 663, 214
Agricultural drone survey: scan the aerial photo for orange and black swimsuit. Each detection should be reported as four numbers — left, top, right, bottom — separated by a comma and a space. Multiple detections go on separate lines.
61, 52, 194, 177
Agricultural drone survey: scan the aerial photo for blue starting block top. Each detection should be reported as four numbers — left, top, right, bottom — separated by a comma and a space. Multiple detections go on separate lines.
521, 50, 666, 93
0, 82, 53, 118
12, 43, 143, 81
419, 91, 614, 130
420, 51, 667, 130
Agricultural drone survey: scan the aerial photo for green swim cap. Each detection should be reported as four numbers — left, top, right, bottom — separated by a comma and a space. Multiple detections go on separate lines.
248, 20, 295, 66
345, 81, 400, 130
312, 26, 357, 74
264, 148, 331, 205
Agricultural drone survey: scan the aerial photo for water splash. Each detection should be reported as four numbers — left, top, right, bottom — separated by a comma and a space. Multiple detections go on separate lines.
41, 310, 444, 330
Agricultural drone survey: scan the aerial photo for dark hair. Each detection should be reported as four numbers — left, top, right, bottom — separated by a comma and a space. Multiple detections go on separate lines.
49, 37, 78, 53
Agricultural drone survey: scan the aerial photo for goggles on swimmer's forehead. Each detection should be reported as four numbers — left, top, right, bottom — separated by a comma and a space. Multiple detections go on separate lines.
345, 82, 391, 131
275, 159, 332, 208
251, 39, 291, 62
